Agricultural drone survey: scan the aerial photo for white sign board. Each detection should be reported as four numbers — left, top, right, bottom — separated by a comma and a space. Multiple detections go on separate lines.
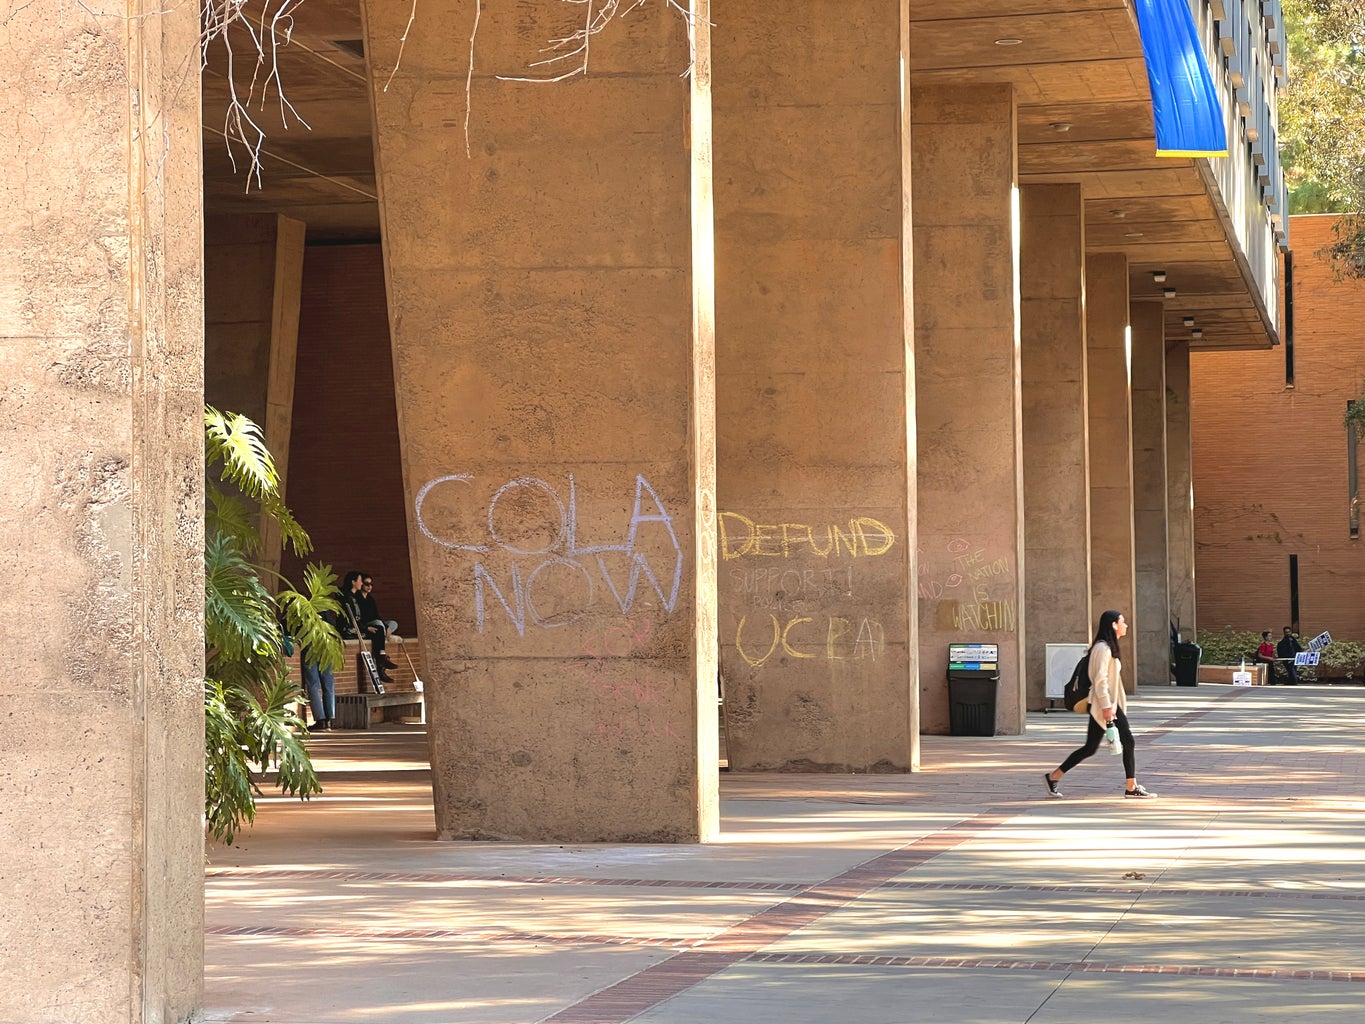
1295, 652, 1320, 667
1308, 631, 1332, 652
1232, 668, 1254, 686
1044, 643, 1091, 700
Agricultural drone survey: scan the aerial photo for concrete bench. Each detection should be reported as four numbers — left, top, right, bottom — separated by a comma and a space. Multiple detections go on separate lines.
284, 636, 426, 728
335, 690, 424, 729
1197, 664, 1267, 685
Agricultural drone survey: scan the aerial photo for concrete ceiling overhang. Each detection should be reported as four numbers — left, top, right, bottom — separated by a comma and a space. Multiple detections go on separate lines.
909, 0, 1277, 351
202, 0, 1276, 350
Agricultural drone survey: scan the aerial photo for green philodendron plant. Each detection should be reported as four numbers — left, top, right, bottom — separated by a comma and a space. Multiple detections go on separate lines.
203, 406, 344, 845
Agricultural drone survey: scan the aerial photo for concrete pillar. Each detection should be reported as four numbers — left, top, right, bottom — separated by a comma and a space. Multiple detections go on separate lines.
205, 214, 306, 576
912, 84, 1025, 735
1020, 185, 1091, 709
1086, 253, 1137, 687
1166, 339, 1197, 641
1131, 302, 1169, 686
713, 1, 915, 770
361, 0, 718, 840
0, 3, 205, 1022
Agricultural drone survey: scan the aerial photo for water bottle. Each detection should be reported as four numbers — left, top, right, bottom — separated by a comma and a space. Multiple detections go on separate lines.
1105, 723, 1121, 755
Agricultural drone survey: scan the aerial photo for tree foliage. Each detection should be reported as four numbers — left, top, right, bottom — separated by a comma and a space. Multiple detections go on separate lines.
203, 406, 343, 845
1281, 0, 1365, 271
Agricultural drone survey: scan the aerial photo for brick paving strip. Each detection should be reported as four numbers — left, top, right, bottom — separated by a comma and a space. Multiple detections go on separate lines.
540, 686, 1289, 1022
213, 687, 1314, 1023
207, 867, 1365, 904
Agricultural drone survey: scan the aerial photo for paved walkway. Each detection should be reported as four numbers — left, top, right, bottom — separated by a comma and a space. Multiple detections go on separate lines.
204, 685, 1365, 1023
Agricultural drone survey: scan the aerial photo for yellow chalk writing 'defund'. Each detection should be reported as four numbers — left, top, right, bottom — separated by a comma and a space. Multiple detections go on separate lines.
719, 512, 896, 560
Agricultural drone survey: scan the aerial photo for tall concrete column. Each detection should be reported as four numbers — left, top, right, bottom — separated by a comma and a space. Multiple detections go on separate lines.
1131, 302, 1169, 686
1086, 253, 1137, 686
0, 2, 205, 1022
205, 214, 306, 576
713, 1, 915, 770
1020, 184, 1091, 709
362, 0, 718, 840
912, 84, 1025, 735
1166, 339, 1197, 640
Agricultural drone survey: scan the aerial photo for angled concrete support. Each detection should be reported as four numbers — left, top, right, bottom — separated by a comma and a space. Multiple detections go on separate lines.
912, 83, 1025, 735
713, 0, 916, 770
1021, 184, 1091, 709
362, 0, 718, 840
1131, 301, 1170, 686
1086, 253, 1137, 687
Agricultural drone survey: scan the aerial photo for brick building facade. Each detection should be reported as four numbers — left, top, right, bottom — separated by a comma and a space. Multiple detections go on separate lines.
1192, 214, 1365, 641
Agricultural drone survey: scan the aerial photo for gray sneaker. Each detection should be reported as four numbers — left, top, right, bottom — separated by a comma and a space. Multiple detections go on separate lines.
1124, 784, 1156, 799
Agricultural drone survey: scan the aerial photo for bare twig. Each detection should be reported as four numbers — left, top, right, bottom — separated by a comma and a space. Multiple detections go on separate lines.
465, 0, 482, 159
202, 0, 314, 191
496, 0, 699, 84
384, 0, 419, 92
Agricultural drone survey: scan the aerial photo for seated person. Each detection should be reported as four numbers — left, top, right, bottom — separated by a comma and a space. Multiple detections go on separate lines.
1256, 631, 1277, 683
338, 570, 395, 683
357, 571, 400, 674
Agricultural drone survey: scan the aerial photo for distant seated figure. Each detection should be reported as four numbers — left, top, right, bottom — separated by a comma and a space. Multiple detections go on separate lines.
338, 570, 395, 683
1256, 631, 1277, 684
357, 571, 399, 673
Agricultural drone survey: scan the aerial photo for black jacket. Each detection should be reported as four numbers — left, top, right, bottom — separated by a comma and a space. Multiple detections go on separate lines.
1277, 634, 1302, 659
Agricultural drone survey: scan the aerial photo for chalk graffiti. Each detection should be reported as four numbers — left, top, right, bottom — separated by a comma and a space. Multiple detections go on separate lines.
948, 599, 1017, 632
719, 512, 895, 560
730, 565, 854, 612
735, 613, 885, 667
415, 473, 682, 635
921, 538, 1017, 632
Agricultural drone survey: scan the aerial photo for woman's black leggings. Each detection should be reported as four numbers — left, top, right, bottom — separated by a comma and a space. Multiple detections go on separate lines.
1058, 706, 1136, 779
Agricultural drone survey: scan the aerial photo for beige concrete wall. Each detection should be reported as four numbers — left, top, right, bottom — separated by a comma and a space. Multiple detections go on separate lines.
362, 0, 718, 840
1131, 301, 1169, 685
0, 3, 205, 1021
1166, 339, 1197, 638
912, 84, 1025, 735
205, 213, 305, 575
713, 0, 915, 770
1020, 184, 1091, 709
1085, 253, 1137, 688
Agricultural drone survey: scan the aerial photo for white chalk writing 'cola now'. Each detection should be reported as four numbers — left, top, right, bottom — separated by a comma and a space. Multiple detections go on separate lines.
415, 473, 682, 636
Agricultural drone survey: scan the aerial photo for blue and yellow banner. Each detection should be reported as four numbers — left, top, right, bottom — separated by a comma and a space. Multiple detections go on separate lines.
1133, 0, 1228, 157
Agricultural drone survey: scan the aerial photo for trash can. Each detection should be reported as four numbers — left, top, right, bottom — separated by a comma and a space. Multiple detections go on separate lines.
948, 674, 1000, 736
1173, 641, 1202, 686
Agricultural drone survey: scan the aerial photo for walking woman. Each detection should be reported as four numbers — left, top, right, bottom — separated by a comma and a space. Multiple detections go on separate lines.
1044, 610, 1156, 799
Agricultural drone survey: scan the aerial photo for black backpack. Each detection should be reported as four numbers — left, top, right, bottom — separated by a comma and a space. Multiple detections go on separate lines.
1062, 649, 1093, 712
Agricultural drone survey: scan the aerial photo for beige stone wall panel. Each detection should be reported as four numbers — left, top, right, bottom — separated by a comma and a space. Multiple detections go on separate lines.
0, 2, 205, 1021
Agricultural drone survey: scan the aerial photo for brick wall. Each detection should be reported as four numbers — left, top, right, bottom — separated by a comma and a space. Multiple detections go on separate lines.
1191, 214, 1365, 641
280, 245, 417, 636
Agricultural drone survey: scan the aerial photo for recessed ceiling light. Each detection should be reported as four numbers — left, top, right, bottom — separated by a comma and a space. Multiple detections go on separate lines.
994, 37, 1024, 46
1153, 270, 1167, 283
